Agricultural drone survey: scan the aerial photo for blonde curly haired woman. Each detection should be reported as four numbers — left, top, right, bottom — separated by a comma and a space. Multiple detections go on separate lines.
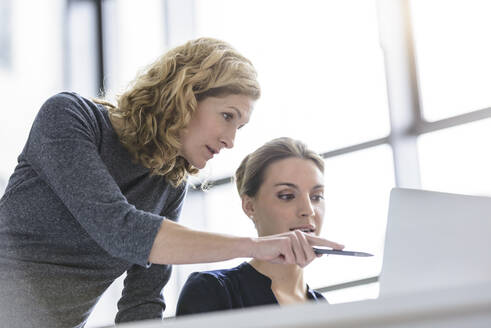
0, 38, 343, 328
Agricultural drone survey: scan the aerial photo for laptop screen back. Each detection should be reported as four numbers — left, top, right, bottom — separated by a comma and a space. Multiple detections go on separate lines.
379, 188, 491, 297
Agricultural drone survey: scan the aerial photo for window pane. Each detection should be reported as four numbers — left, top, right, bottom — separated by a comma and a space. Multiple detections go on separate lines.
1, 0, 64, 186
0, 0, 12, 69
102, 0, 166, 96
305, 145, 394, 296
419, 119, 491, 197
67, 0, 99, 96
196, 0, 390, 179
410, 0, 491, 121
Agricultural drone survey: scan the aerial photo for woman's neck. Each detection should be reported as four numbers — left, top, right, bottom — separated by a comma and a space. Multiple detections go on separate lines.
249, 259, 308, 305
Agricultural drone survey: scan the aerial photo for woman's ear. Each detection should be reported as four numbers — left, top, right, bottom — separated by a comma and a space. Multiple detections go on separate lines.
241, 195, 256, 221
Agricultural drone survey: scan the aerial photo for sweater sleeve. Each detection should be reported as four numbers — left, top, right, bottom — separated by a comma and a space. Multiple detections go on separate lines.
176, 272, 233, 316
161, 181, 188, 221
23, 93, 163, 266
115, 263, 171, 323
115, 184, 187, 323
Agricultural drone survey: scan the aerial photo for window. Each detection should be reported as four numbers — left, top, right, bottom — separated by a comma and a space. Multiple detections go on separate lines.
67, 0, 100, 96
0, 0, 12, 70
195, 0, 390, 180
7, 0, 487, 324
102, 0, 167, 97
419, 118, 491, 197
1, 0, 64, 186
410, 0, 491, 197
410, 0, 491, 121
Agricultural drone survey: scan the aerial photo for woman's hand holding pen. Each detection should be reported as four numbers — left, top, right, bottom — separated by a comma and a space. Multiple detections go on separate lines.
249, 231, 344, 268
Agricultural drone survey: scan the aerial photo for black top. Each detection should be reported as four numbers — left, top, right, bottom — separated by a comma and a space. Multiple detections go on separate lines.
176, 262, 325, 316
0, 92, 187, 327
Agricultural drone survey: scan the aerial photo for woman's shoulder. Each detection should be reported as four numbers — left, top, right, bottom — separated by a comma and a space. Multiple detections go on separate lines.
29, 92, 111, 146
36, 92, 101, 120
39, 91, 108, 124
186, 263, 248, 284
181, 263, 256, 294
43, 91, 92, 107
307, 285, 327, 302
176, 264, 250, 316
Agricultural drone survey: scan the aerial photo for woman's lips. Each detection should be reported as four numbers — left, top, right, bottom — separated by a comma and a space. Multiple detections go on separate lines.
289, 227, 316, 234
206, 145, 216, 158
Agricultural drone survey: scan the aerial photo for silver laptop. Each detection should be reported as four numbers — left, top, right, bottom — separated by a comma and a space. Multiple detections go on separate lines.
379, 188, 491, 297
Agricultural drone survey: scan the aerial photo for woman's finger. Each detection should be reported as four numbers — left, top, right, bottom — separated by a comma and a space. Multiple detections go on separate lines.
276, 237, 295, 264
296, 230, 317, 266
254, 235, 295, 264
306, 234, 344, 250
289, 230, 307, 266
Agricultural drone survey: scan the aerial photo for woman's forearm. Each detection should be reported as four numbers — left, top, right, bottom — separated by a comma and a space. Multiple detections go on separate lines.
148, 219, 344, 266
148, 219, 254, 265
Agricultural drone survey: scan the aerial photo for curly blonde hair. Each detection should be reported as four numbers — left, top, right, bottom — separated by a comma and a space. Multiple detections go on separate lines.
235, 137, 324, 198
96, 37, 260, 187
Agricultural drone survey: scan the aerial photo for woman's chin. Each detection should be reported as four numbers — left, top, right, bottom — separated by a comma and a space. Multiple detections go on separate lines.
195, 163, 206, 169
189, 158, 207, 169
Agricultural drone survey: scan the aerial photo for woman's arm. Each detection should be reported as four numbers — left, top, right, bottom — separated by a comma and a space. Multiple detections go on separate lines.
148, 219, 343, 266
115, 264, 170, 323
24, 93, 163, 266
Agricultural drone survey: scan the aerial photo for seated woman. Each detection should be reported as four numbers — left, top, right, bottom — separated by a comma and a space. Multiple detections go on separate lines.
176, 137, 330, 315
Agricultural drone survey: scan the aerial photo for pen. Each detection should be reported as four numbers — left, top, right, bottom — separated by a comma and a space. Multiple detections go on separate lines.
313, 247, 373, 257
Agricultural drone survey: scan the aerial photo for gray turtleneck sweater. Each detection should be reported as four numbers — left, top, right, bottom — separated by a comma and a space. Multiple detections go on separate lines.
0, 92, 187, 327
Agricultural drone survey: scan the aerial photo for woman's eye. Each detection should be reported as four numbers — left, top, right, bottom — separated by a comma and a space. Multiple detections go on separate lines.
278, 193, 295, 201
311, 194, 324, 202
222, 113, 234, 121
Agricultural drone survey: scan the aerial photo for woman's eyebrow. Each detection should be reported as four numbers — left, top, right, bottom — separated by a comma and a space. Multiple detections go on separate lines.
274, 182, 298, 189
274, 183, 324, 190
228, 106, 242, 119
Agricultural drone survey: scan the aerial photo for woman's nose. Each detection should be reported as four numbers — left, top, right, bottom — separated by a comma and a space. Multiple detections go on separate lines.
220, 128, 236, 149
299, 196, 315, 217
